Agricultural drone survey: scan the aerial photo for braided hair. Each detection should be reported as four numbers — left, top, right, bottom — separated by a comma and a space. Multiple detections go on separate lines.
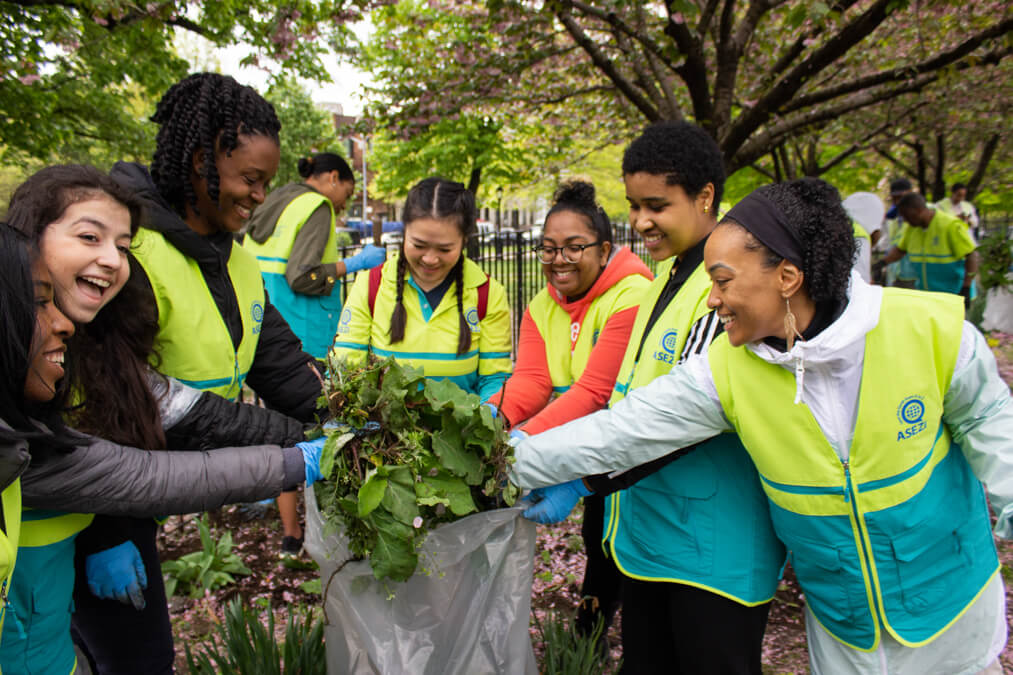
390, 177, 477, 356
149, 72, 281, 218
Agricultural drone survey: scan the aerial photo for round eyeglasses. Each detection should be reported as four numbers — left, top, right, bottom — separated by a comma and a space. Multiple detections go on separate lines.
532, 241, 602, 264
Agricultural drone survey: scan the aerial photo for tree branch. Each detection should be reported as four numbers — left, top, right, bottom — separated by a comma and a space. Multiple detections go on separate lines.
781, 21, 1013, 114
714, 0, 778, 133
873, 145, 916, 177
723, 0, 894, 157
664, 1, 713, 127
554, 7, 661, 122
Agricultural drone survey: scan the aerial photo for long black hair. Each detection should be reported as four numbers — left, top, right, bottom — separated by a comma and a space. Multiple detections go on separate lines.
0, 225, 77, 458
6, 165, 166, 449
390, 177, 477, 356
150, 72, 281, 218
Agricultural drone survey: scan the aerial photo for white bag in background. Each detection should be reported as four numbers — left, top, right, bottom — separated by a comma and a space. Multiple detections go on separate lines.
305, 488, 538, 675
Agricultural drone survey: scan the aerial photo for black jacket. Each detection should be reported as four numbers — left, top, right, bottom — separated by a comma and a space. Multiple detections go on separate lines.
110, 162, 325, 423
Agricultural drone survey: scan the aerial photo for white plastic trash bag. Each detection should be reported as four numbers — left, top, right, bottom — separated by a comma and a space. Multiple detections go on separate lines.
305, 488, 538, 675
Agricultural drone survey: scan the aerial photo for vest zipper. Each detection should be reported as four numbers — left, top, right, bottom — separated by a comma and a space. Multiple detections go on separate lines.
842, 459, 885, 629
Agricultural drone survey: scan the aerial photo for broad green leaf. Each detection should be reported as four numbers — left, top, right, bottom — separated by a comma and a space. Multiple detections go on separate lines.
357, 472, 388, 518
432, 413, 483, 484
381, 466, 420, 525
368, 510, 418, 582
321, 431, 355, 479
418, 473, 477, 516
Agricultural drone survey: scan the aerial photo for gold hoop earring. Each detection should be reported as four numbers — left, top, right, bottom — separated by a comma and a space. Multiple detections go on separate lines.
784, 297, 804, 351
703, 205, 710, 213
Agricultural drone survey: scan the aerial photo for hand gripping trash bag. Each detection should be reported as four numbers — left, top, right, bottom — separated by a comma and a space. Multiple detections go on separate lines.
305, 488, 538, 674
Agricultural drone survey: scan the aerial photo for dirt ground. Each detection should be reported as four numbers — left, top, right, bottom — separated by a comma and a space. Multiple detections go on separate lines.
165, 333, 1013, 673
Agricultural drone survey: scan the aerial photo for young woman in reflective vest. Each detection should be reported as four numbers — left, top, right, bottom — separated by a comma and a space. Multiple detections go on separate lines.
332, 177, 512, 400
2, 165, 328, 675
513, 177, 1013, 675
492, 180, 652, 639
243, 152, 386, 359
73, 74, 325, 672
522, 123, 786, 673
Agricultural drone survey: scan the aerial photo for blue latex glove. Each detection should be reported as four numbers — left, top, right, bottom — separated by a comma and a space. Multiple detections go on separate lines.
509, 428, 527, 444
343, 244, 386, 274
297, 437, 327, 486
86, 541, 147, 610
484, 403, 498, 419
521, 479, 592, 524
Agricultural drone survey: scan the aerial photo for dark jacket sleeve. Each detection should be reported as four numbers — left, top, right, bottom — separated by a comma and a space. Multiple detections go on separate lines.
583, 445, 699, 496
244, 292, 328, 423
21, 434, 305, 517
165, 390, 310, 450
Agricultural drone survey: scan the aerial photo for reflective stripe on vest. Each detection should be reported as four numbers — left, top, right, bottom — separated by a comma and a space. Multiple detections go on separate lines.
332, 255, 512, 390
707, 288, 998, 650
132, 228, 263, 400
901, 211, 974, 294
527, 273, 649, 395
604, 258, 785, 604
18, 509, 93, 548
243, 191, 341, 359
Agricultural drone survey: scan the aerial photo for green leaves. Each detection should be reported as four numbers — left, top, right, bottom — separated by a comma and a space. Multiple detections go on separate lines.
314, 356, 516, 583
162, 515, 251, 598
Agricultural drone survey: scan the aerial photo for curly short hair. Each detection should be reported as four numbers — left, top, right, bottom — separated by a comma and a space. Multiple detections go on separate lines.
622, 121, 726, 206
545, 179, 612, 244
150, 72, 281, 217
725, 178, 855, 303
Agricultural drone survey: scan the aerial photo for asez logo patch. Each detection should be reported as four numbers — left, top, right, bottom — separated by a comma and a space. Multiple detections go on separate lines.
251, 301, 264, 335
652, 329, 679, 365
896, 395, 926, 441
466, 308, 480, 333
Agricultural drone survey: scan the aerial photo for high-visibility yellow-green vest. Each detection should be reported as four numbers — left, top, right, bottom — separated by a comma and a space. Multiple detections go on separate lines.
0, 479, 21, 634
243, 191, 341, 359
604, 259, 786, 605
331, 255, 512, 399
899, 210, 977, 295
853, 220, 870, 241
3, 506, 91, 674
708, 288, 998, 650
131, 228, 264, 400
526, 273, 649, 397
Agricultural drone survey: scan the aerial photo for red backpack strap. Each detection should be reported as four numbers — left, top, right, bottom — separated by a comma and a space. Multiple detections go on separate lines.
476, 274, 490, 321
368, 265, 383, 316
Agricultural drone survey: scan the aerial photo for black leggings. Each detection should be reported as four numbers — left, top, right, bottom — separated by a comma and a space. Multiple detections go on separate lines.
619, 577, 771, 675
575, 494, 624, 635
72, 518, 174, 675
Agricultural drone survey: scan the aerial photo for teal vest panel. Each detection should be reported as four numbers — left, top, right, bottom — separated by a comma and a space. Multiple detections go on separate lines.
1, 537, 77, 675
769, 437, 997, 649
262, 272, 342, 360
606, 434, 786, 605
911, 259, 968, 296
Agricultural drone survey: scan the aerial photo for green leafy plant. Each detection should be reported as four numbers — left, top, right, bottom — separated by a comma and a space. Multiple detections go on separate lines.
185, 598, 326, 675
161, 515, 251, 598
532, 610, 617, 675
976, 227, 1013, 293
313, 355, 518, 582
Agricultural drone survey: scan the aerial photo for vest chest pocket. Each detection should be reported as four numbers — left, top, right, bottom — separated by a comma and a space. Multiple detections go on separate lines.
889, 525, 969, 615
628, 454, 717, 572
788, 541, 866, 625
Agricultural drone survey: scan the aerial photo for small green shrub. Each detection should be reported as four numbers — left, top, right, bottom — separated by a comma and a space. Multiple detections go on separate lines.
186, 598, 326, 675
533, 609, 618, 675
162, 515, 251, 598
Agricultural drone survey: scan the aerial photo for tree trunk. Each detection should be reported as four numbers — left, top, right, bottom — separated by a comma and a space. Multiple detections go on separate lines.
913, 142, 928, 196
467, 166, 482, 194
931, 132, 946, 202
966, 133, 1000, 200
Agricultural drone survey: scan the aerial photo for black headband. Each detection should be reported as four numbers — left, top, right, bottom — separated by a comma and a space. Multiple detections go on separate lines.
725, 192, 804, 268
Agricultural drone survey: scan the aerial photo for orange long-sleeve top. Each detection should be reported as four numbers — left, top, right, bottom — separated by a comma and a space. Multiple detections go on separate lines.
493, 247, 652, 435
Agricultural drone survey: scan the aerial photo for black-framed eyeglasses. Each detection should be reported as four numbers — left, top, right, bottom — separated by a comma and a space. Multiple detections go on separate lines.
533, 241, 602, 264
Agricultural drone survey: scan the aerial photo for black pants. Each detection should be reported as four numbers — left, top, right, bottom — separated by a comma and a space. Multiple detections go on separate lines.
619, 577, 771, 675
575, 494, 624, 635
72, 518, 174, 675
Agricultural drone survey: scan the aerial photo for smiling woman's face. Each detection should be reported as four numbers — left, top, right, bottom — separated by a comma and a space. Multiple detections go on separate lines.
189, 132, 280, 235
704, 224, 788, 346
40, 193, 132, 324
26, 259, 75, 402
